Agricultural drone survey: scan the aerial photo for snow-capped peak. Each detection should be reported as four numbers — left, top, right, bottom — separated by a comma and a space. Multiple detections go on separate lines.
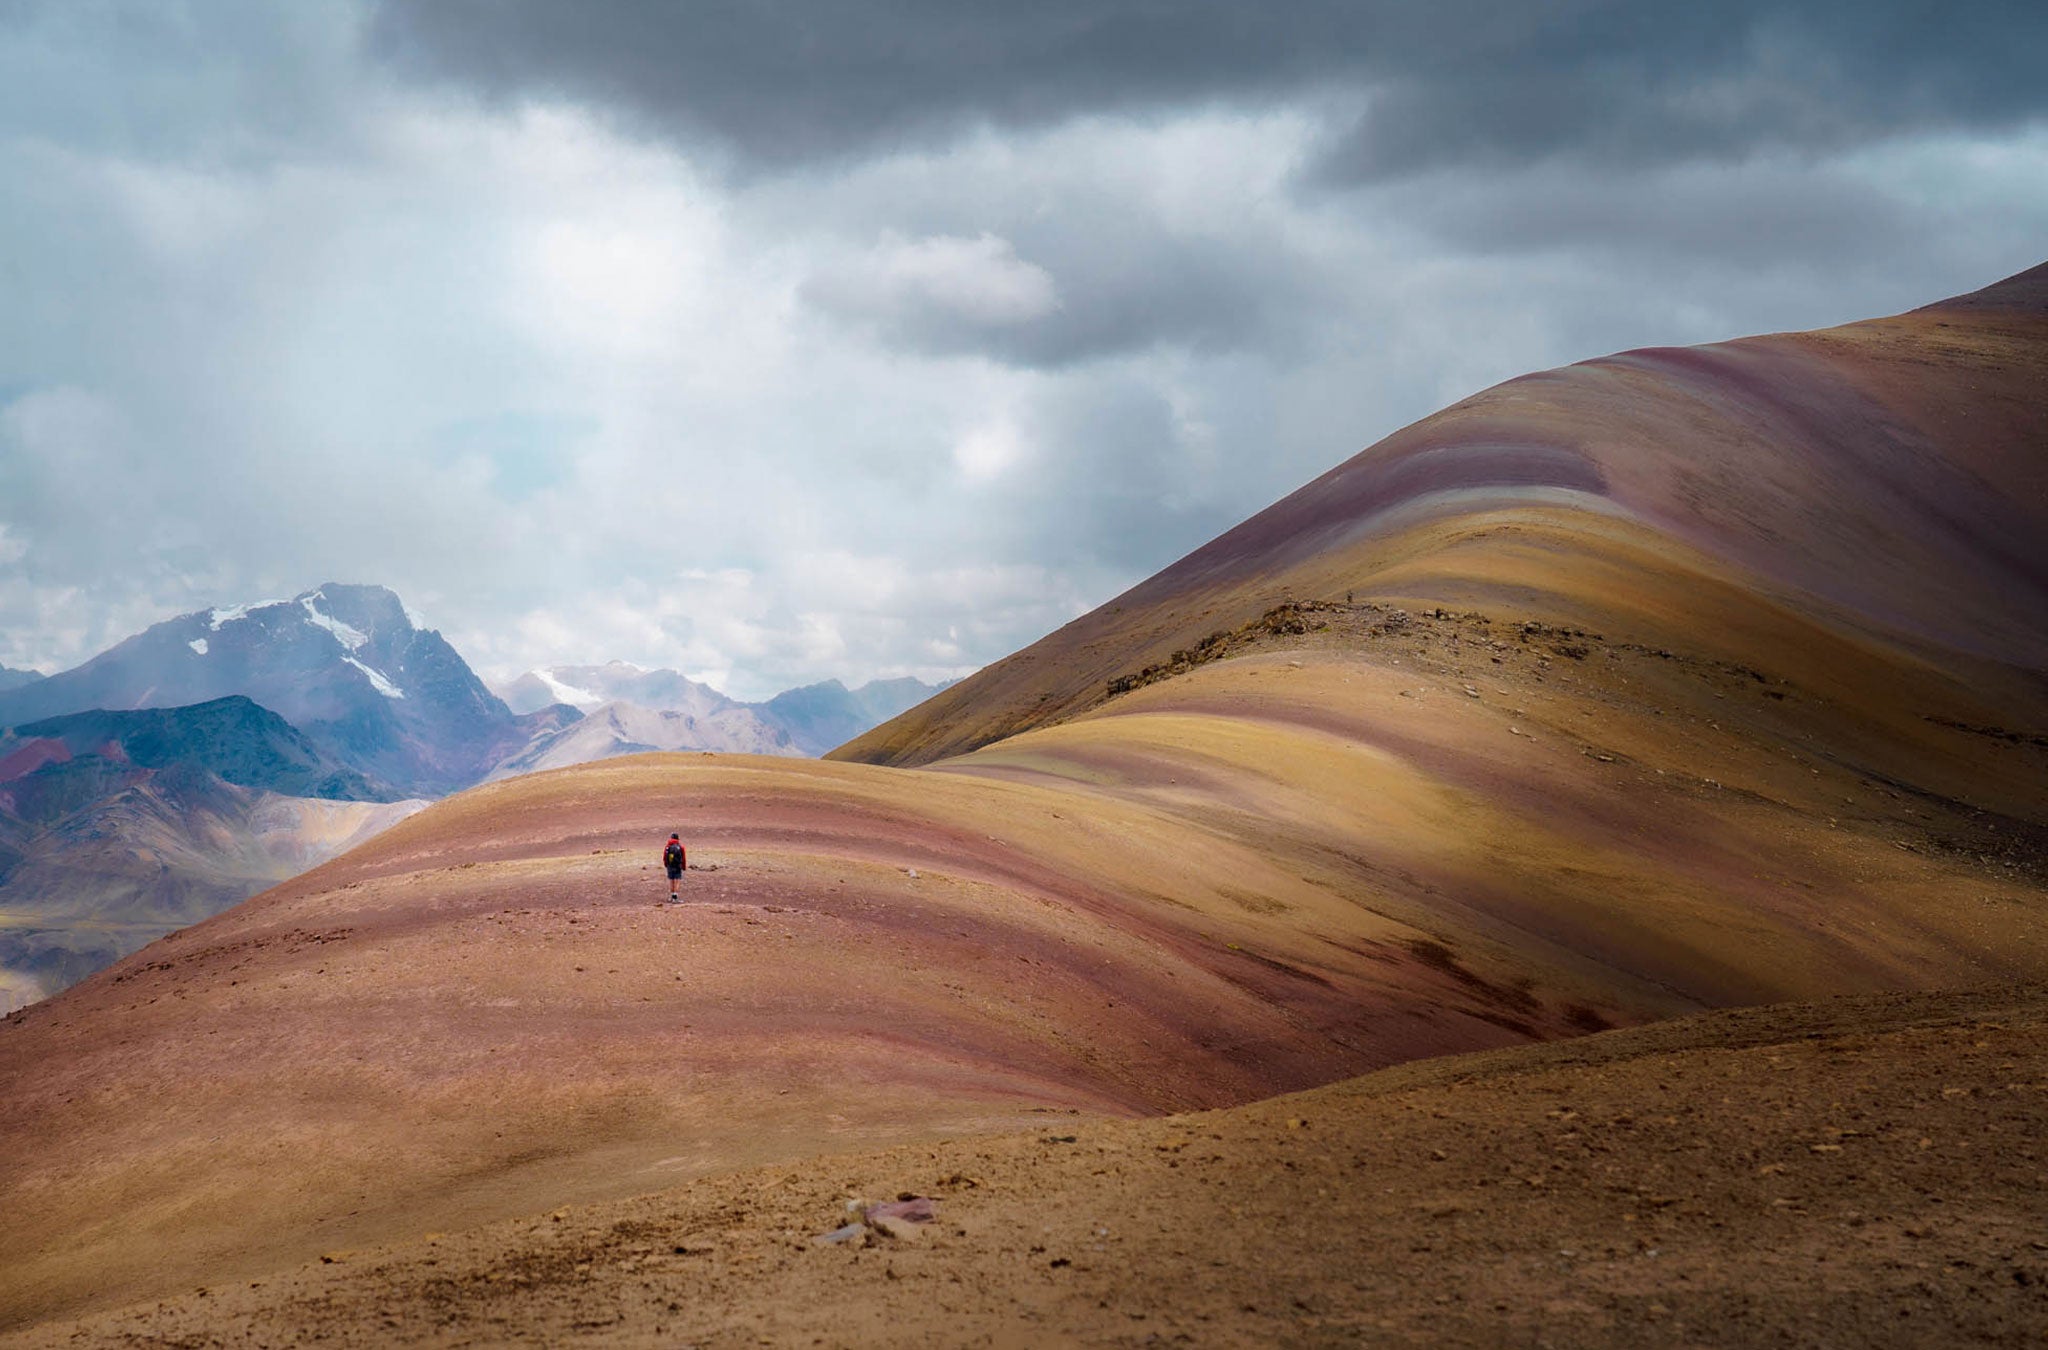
536, 669, 605, 709
207, 601, 283, 631
300, 593, 370, 652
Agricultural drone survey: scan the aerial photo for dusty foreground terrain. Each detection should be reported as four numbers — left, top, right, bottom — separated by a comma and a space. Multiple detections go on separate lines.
12, 982, 2046, 1348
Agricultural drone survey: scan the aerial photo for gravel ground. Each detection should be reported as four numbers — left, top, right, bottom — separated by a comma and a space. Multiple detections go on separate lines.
17, 982, 2046, 1348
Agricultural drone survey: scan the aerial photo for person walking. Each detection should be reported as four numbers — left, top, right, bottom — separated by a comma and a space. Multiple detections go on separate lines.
662, 832, 686, 902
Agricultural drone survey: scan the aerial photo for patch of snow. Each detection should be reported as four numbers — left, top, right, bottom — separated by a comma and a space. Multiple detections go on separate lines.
536, 668, 604, 709
343, 657, 406, 700
188, 638, 208, 656
301, 594, 369, 652
400, 599, 427, 631
208, 598, 291, 630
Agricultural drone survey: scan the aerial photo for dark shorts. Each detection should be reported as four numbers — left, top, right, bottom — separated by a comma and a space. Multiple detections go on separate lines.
666, 865, 683, 880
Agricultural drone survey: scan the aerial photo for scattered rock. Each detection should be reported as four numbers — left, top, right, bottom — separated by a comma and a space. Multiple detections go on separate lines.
813, 1195, 940, 1247
865, 1196, 939, 1224
870, 1215, 925, 1242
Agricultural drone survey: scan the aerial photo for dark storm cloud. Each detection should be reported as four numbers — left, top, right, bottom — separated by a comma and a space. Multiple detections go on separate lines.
1385, 160, 1925, 270
1317, 1, 2048, 181
369, 1, 2048, 174
368, 0, 1349, 167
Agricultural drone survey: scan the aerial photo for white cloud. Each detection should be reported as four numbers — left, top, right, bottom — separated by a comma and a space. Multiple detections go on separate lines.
808, 231, 1060, 334
952, 419, 1029, 483
1, 8, 2044, 703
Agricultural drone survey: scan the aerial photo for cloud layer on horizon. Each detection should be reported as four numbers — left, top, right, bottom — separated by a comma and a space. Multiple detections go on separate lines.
2, 0, 2045, 699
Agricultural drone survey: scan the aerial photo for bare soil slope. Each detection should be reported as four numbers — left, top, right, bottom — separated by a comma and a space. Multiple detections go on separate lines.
12, 982, 2046, 1348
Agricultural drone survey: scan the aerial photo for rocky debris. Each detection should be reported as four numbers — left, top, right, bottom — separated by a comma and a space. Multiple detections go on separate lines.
812, 1195, 940, 1247
1103, 601, 1344, 698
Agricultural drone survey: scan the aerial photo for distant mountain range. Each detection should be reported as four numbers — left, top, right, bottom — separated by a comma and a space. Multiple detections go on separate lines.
497, 662, 736, 718
0, 585, 542, 798
0, 593, 956, 795
0, 696, 423, 1011
3, 697, 394, 805
0, 588, 957, 1007
761, 677, 945, 756
493, 664, 953, 764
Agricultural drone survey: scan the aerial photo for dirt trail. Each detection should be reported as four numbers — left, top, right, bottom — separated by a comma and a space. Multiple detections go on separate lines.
17, 983, 2045, 1348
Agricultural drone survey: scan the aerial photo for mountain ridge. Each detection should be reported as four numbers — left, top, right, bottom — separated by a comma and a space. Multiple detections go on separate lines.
0, 692, 424, 1011
494, 664, 955, 761
833, 260, 2048, 769
5, 696, 397, 804
0, 585, 518, 798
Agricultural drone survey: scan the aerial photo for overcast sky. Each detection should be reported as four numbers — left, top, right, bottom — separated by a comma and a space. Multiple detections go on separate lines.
3, 1, 2044, 699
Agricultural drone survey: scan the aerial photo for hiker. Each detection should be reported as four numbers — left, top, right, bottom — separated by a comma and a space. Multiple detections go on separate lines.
662, 832, 686, 902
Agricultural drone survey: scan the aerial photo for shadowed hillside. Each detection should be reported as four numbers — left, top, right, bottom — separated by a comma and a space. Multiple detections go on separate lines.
2, 266, 2044, 1340
0, 698, 423, 1011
